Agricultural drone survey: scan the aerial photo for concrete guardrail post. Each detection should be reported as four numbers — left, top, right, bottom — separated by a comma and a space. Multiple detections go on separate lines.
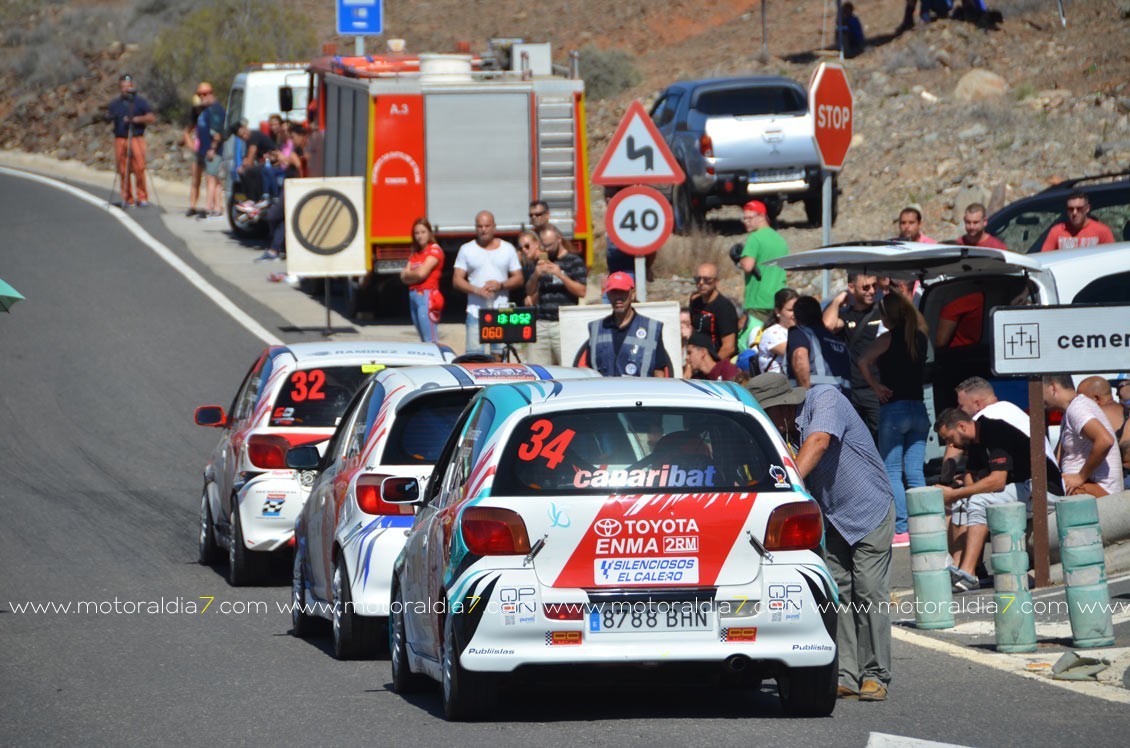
987, 502, 1037, 653
1056, 496, 1115, 648
906, 487, 954, 629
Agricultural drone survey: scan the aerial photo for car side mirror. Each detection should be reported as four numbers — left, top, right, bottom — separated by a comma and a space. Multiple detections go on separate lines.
381, 476, 420, 504
286, 445, 321, 471
194, 405, 227, 427
279, 86, 294, 113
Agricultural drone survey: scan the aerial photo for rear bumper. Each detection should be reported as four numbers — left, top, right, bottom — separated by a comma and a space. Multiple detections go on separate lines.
450, 562, 837, 674
236, 473, 311, 551
690, 168, 820, 206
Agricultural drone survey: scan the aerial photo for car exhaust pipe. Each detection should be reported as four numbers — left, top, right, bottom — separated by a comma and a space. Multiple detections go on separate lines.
724, 655, 749, 673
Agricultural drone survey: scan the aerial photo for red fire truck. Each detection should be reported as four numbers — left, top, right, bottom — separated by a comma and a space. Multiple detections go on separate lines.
301, 40, 593, 315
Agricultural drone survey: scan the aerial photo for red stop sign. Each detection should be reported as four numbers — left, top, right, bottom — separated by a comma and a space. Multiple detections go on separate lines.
809, 63, 853, 171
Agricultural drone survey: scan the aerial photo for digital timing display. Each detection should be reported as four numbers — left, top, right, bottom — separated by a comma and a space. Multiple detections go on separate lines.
479, 307, 537, 344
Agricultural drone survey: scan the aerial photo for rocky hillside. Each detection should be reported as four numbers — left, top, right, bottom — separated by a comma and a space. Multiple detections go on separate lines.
3, 0, 1129, 298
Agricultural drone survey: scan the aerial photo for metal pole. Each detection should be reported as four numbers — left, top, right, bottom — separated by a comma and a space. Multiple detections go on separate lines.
1057, 0, 1067, 27
1028, 379, 1050, 588
760, 1, 768, 62
324, 278, 333, 336
634, 255, 647, 302
821, 171, 832, 298
836, 0, 844, 61
355, 36, 365, 57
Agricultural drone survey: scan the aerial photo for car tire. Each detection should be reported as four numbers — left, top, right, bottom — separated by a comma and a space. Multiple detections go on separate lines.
441, 614, 497, 721
332, 560, 382, 660
390, 581, 427, 694
777, 651, 837, 717
672, 181, 704, 235
228, 506, 263, 587
291, 546, 315, 638
198, 488, 221, 565
227, 191, 269, 239
803, 181, 838, 227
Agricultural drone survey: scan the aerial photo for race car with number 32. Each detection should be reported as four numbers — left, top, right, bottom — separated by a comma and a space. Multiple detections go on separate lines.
193, 341, 452, 586
385, 378, 839, 720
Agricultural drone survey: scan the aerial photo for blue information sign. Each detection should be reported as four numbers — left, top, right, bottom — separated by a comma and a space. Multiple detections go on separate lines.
336, 0, 383, 35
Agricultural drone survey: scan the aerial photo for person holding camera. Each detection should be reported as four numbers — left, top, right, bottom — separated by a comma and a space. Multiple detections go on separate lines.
525, 224, 587, 365
108, 74, 155, 208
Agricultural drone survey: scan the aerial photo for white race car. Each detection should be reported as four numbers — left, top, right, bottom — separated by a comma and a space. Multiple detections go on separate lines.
386, 378, 839, 720
289, 362, 599, 658
194, 341, 452, 585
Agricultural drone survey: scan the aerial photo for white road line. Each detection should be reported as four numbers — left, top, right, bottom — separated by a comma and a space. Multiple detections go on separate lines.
0, 166, 282, 346
866, 733, 976, 748
892, 626, 1130, 704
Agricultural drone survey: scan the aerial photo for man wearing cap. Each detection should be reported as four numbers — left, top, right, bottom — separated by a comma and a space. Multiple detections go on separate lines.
746, 372, 894, 702
686, 333, 740, 381
107, 74, 156, 207
738, 200, 789, 326
190, 82, 225, 217
574, 272, 672, 377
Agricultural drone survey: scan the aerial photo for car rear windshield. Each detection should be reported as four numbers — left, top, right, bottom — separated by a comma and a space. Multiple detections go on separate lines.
492, 407, 793, 496
269, 365, 371, 427
693, 86, 806, 117
381, 390, 476, 465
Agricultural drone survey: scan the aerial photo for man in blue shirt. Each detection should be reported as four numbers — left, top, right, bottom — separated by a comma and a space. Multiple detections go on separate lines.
107, 74, 155, 207
746, 373, 894, 702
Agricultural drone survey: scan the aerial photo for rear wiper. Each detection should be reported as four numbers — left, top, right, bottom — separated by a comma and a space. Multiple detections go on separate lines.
747, 530, 774, 563
524, 534, 548, 566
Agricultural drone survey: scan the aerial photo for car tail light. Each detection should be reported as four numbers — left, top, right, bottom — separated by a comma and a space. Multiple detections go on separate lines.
699, 134, 713, 158
461, 507, 531, 556
356, 474, 413, 516
764, 501, 823, 551
543, 603, 584, 621
247, 435, 291, 469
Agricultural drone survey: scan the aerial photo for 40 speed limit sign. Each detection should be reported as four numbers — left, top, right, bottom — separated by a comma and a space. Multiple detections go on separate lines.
605, 185, 673, 257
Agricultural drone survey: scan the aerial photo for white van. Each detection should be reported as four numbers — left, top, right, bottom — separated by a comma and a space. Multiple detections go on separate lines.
772, 241, 1130, 461
224, 64, 309, 134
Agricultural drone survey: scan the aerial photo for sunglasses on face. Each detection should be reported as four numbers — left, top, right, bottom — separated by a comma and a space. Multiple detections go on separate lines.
529, 211, 547, 218
693, 276, 716, 283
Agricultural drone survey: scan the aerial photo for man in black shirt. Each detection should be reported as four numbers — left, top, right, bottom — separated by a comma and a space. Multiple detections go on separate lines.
823, 272, 883, 438
688, 262, 738, 363
526, 224, 587, 365
934, 407, 1063, 592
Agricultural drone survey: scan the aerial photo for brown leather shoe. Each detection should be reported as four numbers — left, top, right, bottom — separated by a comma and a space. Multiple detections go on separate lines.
858, 680, 887, 701
837, 684, 859, 699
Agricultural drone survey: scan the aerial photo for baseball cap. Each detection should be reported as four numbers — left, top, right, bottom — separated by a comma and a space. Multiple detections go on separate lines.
603, 271, 635, 293
687, 333, 719, 360
744, 373, 807, 409
743, 200, 767, 216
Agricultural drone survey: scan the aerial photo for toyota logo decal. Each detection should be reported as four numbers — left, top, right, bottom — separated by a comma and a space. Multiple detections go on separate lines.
593, 518, 622, 537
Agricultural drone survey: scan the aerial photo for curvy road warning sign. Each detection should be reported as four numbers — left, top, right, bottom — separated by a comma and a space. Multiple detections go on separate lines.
284, 177, 368, 278
592, 101, 684, 186
809, 62, 853, 171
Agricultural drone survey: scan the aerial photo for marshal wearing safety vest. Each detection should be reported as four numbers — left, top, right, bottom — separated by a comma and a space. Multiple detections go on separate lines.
573, 272, 673, 377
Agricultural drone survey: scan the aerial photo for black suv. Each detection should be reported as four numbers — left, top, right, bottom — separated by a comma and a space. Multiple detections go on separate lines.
985, 171, 1130, 253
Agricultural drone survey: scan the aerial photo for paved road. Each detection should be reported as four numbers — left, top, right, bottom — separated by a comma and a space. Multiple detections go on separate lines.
2, 170, 1129, 747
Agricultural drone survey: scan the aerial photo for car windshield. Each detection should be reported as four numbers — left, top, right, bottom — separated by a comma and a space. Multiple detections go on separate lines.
381, 390, 476, 465
493, 407, 792, 496
269, 365, 371, 427
988, 183, 1130, 253
693, 86, 806, 117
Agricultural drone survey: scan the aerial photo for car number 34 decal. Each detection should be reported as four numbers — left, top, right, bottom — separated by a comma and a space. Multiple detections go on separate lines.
517, 419, 576, 469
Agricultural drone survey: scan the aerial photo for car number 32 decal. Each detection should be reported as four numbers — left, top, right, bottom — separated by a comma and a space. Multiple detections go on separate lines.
288, 369, 326, 402
517, 419, 576, 469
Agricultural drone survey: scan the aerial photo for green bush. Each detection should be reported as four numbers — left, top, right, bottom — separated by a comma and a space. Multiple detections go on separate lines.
144, 0, 317, 118
578, 45, 642, 102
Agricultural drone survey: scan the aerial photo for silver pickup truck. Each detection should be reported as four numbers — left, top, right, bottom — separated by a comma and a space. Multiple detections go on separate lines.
648, 76, 835, 232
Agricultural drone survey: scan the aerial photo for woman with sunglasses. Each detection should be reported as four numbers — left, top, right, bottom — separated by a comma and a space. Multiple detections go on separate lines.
400, 218, 444, 342
858, 291, 930, 547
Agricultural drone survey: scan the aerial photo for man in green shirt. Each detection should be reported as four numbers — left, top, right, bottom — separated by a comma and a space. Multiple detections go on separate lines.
739, 200, 789, 325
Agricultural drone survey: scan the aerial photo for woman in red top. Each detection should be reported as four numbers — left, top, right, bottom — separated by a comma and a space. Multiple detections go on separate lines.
400, 218, 444, 342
